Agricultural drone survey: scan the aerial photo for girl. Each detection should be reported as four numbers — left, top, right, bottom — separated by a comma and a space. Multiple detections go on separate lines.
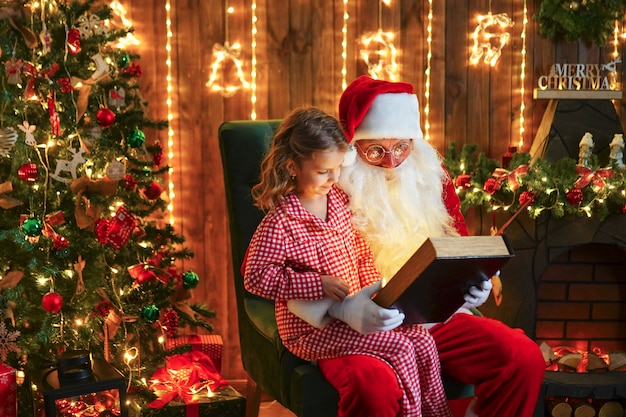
243, 107, 452, 417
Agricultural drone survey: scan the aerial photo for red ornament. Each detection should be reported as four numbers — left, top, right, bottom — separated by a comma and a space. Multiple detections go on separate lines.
67, 28, 81, 55
143, 181, 163, 200
18, 162, 38, 182
96, 108, 116, 128
42, 292, 63, 313
136, 268, 157, 285
566, 189, 584, 206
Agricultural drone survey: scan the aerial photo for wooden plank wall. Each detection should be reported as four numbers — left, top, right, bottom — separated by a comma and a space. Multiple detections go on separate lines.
122, 0, 626, 380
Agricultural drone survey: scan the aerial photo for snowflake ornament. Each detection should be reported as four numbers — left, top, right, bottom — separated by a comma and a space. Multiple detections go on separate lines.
0, 321, 20, 361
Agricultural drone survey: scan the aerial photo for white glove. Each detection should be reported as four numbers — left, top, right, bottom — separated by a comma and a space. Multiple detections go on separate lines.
328, 281, 405, 334
462, 278, 493, 309
287, 298, 334, 329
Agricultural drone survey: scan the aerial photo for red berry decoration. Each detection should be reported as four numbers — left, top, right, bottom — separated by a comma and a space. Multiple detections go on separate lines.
143, 181, 162, 200
18, 162, 39, 182
42, 292, 63, 313
162, 309, 179, 337
96, 108, 116, 128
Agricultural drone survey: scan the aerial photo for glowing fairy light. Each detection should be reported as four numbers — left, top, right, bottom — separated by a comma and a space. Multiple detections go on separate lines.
424, 0, 433, 141
251, 0, 257, 119
518, 0, 528, 148
108, 0, 140, 48
206, 4, 250, 97
360, 0, 398, 81
341, 0, 349, 90
165, 0, 175, 224
469, 10, 514, 67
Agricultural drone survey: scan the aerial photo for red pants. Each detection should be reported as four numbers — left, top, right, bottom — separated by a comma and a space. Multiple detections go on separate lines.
319, 314, 545, 417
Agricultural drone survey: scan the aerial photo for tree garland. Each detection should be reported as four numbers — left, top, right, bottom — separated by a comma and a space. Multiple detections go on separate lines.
443, 143, 626, 222
534, 0, 626, 46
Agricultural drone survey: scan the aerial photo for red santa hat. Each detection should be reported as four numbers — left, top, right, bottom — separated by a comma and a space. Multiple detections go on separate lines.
338, 76, 423, 143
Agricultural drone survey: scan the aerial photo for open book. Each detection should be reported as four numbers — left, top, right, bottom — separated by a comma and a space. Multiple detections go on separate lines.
373, 235, 514, 324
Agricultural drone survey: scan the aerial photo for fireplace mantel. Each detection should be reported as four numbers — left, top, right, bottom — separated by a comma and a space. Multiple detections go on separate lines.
468, 209, 626, 338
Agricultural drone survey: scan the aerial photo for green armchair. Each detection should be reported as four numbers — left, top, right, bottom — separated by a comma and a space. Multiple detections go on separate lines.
218, 120, 474, 417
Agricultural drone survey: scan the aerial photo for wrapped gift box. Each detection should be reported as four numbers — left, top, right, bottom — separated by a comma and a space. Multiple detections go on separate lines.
0, 362, 17, 417
165, 334, 223, 371
132, 386, 245, 417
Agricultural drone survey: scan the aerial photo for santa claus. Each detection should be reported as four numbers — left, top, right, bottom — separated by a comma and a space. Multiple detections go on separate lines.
291, 76, 545, 417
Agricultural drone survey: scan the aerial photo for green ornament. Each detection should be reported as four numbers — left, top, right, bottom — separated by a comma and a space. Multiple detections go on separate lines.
141, 167, 152, 177
182, 271, 200, 289
118, 53, 130, 68
22, 218, 43, 236
127, 129, 146, 148
142, 304, 160, 323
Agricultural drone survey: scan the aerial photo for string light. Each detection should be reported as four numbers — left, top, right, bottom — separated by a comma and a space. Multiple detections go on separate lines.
423, 0, 433, 141
108, 0, 140, 48
341, 0, 349, 90
206, 5, 250, 97
360, 0, 398, 81
469, 11, 514, 67
165, 0, 175, 225
251, 0, 257, 119
518, 0, 528, 149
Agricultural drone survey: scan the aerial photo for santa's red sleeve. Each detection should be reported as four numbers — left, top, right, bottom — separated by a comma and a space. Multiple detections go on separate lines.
442, 165, 469, 236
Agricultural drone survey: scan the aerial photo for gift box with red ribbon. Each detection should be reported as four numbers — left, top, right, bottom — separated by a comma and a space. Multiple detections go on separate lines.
0, 362, 17, 417
165, 334, 223, 372
138, 351, 244, 417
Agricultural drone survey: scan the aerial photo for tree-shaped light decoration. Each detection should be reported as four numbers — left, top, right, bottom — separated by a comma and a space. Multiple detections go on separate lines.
108, 0, 140, 48
469, 7, 514, 67
206, 5, 250, 97
359, 0, 399, 81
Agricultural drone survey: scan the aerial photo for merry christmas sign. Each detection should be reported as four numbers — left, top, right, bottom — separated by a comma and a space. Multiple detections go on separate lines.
535, 59, 622, 99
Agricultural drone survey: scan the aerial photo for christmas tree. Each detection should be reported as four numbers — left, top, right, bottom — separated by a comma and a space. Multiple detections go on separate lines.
0, 0, 214, 411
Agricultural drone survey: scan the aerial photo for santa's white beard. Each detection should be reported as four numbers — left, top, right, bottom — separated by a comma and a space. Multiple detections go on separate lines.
339, 139, 459, 279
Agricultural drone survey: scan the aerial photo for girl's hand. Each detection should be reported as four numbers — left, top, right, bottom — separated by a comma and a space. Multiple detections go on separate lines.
321, 275, 349, 301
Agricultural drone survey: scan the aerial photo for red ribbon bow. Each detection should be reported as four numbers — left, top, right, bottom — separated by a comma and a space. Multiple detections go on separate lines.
492, 165, 528, 191
148, 351, 229, 416
574, 166, 613, 192
22, 62, 59, 100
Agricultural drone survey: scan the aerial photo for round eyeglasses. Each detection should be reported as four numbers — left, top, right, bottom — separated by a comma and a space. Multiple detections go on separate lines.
356, 141, 412, 164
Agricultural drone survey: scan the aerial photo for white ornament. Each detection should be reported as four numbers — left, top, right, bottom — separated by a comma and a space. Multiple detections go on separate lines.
106, 159, 126, 181
75, 14, 108, 38
90, 53, 109, 80
50, 147, 86, 183
0, 127, 18, 156
578, 132, 594, 167
609, 133, 625, 169
17, 121, 36, 146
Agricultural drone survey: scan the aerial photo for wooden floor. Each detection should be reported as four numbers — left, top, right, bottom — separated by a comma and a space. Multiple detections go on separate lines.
230, 379, 296, 417
258, 399, 296, 417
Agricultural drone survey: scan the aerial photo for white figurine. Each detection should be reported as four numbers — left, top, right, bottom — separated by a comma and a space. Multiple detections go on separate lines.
609, 133, 625, 169
578, 132, 594, 167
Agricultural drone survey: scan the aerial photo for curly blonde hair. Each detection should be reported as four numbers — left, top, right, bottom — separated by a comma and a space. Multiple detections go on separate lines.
252, 107, 349, 211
